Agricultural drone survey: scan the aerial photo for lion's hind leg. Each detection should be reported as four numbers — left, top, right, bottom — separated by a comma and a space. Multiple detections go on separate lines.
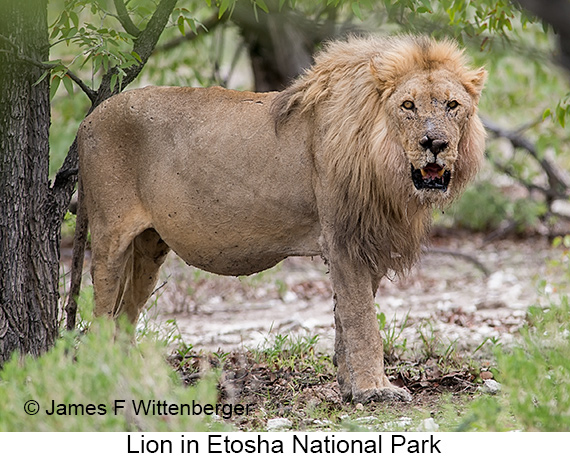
89, 207, 169, 322
120, 229, 170, 323
90, 229, 132, 320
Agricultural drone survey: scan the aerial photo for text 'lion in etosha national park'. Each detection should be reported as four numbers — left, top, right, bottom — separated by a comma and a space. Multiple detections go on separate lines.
77, 34, 486, 403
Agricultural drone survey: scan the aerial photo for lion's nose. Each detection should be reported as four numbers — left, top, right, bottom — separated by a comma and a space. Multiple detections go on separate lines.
419, 135, 448, 156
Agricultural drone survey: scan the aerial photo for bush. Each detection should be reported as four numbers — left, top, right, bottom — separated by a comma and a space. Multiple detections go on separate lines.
0, 319, 222, 432
449, 180, 546, 233
449, 181, 510, 232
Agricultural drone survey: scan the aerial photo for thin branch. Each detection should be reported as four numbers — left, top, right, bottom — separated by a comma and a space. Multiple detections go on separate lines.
124, 0, 179, 87
65, 176, 88, 331
113, 0, 142, 37
488, 156, 550, 196
155, 13, 225, 53
483, 117, 569, 197
65, 70, 98, 102
0, 47, 97, 102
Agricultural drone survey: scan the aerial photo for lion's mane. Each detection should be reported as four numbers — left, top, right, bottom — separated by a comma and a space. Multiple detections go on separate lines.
272, 35, 486, 274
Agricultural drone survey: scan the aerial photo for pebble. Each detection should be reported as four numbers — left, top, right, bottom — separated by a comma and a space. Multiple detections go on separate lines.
480, 371, 493, 380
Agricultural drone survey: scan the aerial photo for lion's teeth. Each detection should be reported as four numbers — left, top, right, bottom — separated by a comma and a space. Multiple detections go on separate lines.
437, 168, 445, 177
420, 168, 427, 177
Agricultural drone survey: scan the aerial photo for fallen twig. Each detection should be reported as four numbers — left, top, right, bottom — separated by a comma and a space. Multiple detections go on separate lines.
423, 247, 491, 277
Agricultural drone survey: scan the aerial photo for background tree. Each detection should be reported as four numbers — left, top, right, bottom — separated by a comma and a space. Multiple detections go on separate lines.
0, 0, 56, 361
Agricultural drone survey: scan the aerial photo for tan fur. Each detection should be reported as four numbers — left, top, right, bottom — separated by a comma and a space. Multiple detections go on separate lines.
78, 35, 486, 403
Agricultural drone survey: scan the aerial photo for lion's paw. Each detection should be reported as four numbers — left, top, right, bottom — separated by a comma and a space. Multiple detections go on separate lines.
353, 386, 412, 404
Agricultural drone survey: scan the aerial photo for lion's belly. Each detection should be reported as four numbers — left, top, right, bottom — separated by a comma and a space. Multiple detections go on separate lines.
152, 208, 321, 276
144, 169, 322, 276
169, 243, 297, 277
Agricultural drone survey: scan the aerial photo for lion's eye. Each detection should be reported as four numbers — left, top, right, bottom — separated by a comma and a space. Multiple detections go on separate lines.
402, 100, 415, 110
447, 100, 459, 109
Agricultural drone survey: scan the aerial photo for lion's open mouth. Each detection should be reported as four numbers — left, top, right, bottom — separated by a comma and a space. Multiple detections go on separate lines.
411, 163, 451, 191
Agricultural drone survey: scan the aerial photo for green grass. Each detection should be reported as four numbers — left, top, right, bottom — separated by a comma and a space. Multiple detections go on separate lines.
249, 331, 334, 376
0, 318, 223, 432
462, 300, 570, 431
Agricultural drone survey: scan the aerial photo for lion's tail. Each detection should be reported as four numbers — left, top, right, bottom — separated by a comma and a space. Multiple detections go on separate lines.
65, 174, 89, 331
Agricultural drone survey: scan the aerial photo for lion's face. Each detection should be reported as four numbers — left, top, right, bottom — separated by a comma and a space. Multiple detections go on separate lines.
387, 68, 478, 199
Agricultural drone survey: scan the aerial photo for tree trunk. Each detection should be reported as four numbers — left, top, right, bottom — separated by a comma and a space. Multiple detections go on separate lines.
232, 1, 340, 91
0, 0, 59, 364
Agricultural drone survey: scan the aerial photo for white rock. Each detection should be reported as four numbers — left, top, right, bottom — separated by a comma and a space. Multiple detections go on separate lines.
416, 418, 440, 432
480, 379, 501, 395
282, 290, 298, 303
354, 415, 380, 424
266, 418, 292, 431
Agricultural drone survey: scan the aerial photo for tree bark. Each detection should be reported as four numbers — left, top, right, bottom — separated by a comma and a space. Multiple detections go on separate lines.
0, 0, 58, 363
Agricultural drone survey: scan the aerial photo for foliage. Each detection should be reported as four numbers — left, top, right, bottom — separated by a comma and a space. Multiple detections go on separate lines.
449, 180, 510, 232
447, 179, 547, 233
45, 0, 204, 96
0, 319, 222, 432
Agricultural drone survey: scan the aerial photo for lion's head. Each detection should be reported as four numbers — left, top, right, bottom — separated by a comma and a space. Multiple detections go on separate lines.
370, 36, 486, 202
273, 35, 486, 272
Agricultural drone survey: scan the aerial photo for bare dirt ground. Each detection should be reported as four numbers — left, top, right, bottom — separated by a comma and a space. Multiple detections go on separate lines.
149, 230, 558, 357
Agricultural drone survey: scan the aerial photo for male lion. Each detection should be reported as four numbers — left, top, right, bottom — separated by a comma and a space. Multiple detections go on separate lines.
77, 35, 486, 403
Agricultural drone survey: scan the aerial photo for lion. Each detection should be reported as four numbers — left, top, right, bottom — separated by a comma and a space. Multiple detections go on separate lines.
76, 35, 486, 403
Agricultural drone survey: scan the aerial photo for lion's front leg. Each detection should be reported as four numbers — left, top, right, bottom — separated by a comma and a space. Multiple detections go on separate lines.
330, 255, 411, 403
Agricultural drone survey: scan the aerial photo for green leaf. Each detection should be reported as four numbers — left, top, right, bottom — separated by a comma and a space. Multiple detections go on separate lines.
110, 73, 118, 92
178, 15, 185, 35
556, 104, 566, 128
186, 18, 197, 35
351, 1, 363, 20
255, 0, 269, 13
50, 75, 61, 100
62, 74, 74, 96
131, 51, 142, 63
219, 0, 232, 18
50, 26, 60, 40
419, 0, 432, 12
542, 108, 551, 121
69, 11, 79, 28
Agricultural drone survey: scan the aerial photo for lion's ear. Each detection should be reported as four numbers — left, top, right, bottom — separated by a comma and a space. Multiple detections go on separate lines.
369, 56, 398, 100
463, 67, 487, 99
